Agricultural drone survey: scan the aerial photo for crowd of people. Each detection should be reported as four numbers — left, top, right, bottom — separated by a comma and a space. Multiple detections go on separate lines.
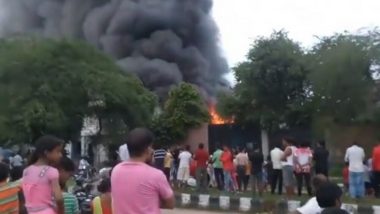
1, 128, 380, 214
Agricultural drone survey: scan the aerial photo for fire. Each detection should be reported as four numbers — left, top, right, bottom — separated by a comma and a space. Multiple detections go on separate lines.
209, 105, 234, 125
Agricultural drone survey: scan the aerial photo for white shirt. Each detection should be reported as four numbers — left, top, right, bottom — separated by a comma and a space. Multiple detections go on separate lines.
270, 148, 284, 169
178, 151, 192, 168
296, 197, 322, 214
282, 146, 296, 166
344, 145, 365, 172
11, 155, 23, 167
119, 144, 130, 161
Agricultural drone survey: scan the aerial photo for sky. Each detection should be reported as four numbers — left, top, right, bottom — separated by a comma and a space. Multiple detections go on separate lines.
212, 0, 380, 83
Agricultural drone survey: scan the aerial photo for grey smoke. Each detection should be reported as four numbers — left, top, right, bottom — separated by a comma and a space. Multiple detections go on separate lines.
0, 0, 229, 99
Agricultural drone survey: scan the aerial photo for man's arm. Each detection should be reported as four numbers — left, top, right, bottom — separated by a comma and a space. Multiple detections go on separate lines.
281, 147, 291, 161
157, 172, 175, 209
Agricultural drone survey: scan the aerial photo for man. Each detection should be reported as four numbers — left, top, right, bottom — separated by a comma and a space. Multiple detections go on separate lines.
235, 148, 249, 192
58, 157, 79, 214
372, 141, 380, 198
118, 142, 130, 162
194, 143, 209, 192
220, 145, 234, 192
212, 145, 224, 190
281, 137, 297, 197
177, 145, 192, 188
111, 128, 174, 214
270, 144, 283, 195
316, 182, 349, 214
249, 147, 264, 196
344, 142, 365, 199
0, 162, 20, 214
314, 140, 329, 177
294, 174, 327, 214
294, 141, 313, 196
153, 146, 167, 171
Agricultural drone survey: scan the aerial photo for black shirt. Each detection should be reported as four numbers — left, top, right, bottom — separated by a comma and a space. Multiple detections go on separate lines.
314, 147, 329, 172
249, 151, 264, 174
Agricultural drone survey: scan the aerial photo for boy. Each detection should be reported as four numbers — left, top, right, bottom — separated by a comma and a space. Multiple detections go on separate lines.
316, 182, 349, 214
0, 162, 19, 214
58, 157, 80, 214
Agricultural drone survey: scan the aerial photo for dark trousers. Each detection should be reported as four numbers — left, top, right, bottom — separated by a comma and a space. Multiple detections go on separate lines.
295, 172, 312, 196
196, 167, 208, 192
237, 165, 248, 191
271, 169, 283, 195
373, 171, 380, 198
164, 167, 171, 182
214, 168, 224, 190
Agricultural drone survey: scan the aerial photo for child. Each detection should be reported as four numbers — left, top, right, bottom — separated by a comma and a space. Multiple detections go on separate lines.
92, 178, 112, 214
22, 135, 64, 214
0, 162, 20, 214
58, 157, 79, 214
10, 166, 27, 214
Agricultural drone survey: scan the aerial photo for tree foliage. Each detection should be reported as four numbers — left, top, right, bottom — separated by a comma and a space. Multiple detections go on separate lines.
0, 38, 156, 144
151, 83, 209, 146
219, 32, 311, 130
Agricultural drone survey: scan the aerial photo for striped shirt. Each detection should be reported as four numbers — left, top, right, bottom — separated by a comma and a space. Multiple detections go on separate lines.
63, 192, 79, 214
0, 181, 20, 214
153, 149, 167, 169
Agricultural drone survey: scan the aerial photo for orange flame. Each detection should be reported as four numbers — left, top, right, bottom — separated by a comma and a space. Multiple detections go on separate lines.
209, 104, 234, 125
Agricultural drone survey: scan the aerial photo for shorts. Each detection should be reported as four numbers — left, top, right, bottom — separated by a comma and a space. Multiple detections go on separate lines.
282, 165, 295, 187
177, 167, 190, 181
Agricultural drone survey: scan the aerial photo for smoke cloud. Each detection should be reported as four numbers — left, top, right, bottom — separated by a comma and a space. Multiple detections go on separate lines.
0, 0, 229, 99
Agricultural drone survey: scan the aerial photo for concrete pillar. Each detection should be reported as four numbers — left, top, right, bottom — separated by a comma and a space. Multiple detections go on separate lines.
261, 129, 269, 158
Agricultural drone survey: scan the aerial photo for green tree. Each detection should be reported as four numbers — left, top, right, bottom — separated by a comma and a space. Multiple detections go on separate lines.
0, 38, 156, 144
309, 34, 376, 123
219, 31, 311, 130
151, 83, 209, 146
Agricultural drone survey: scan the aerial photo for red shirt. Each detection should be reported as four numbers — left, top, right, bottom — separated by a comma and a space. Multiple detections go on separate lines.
343, 166, 349, 184
372, 145, 380, 171
220, 150, 234, 171
194, 149, 209, 168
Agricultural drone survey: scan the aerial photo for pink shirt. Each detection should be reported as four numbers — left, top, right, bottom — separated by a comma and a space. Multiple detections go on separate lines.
22, 165, 59, 214
111, 161, 173, 214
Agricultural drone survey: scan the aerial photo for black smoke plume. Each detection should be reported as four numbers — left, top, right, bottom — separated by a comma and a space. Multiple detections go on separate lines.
0, 0, 229, 99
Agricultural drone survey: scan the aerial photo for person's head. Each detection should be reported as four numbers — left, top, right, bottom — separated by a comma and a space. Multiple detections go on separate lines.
58, 157, 76, 189
316, 182, 343, 209
317, 140, 326, 148
352, 141, 358, 146
282, 137, 294, 147
321, 208, 349, 214
312, 174, 328, 193
97, 178, 111, 194
29, 135, 64, 166
0, 162, 10, 182
185, 145, 190, 151
10, 166, 24, 182
300, 140, 310, 148
126, 128, 154, 163
198, 143, 204, 150
222, 145, 229, 151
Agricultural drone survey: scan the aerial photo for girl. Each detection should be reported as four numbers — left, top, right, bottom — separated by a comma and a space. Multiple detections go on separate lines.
92, 178, 112, 214
22, 135, 64, 214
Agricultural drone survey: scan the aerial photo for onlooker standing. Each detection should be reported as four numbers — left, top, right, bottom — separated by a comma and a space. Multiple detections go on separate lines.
235, 148, 249, 192
194, 143, 209, 192
58, 157, 79, 214
111, 128, 174, 214
212, 145, 224, 190
294, 141, 313, 196
281, 137, 297, 197
177, 145, 192, 188
0, 162, 20, 214
220, 145, 234, 192
344, 142, 365, 199
314, 140, 329, 177
270, 144, 283, 195
11, 153, 23, 168
163, 149, 173, 182
118, 142, 130, 162
153, 147, 167, 171
92, 179, 112, 214
342, 163, 349, 193
249, 147, 264, 196
372, 141, 380, 197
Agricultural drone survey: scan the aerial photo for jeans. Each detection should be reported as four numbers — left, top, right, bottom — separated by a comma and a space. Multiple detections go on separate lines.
196, 167, 208, 192
271, 169, 283, 195
349, 171, 365, 198
237, 165, 248, 191
224, 170, 234, 192
214, 168, 224, 190
295, 172, 312, 196
251, 171, 263, 195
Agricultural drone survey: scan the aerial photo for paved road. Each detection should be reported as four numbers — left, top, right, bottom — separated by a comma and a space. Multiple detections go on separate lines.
162, 209, 237, 214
